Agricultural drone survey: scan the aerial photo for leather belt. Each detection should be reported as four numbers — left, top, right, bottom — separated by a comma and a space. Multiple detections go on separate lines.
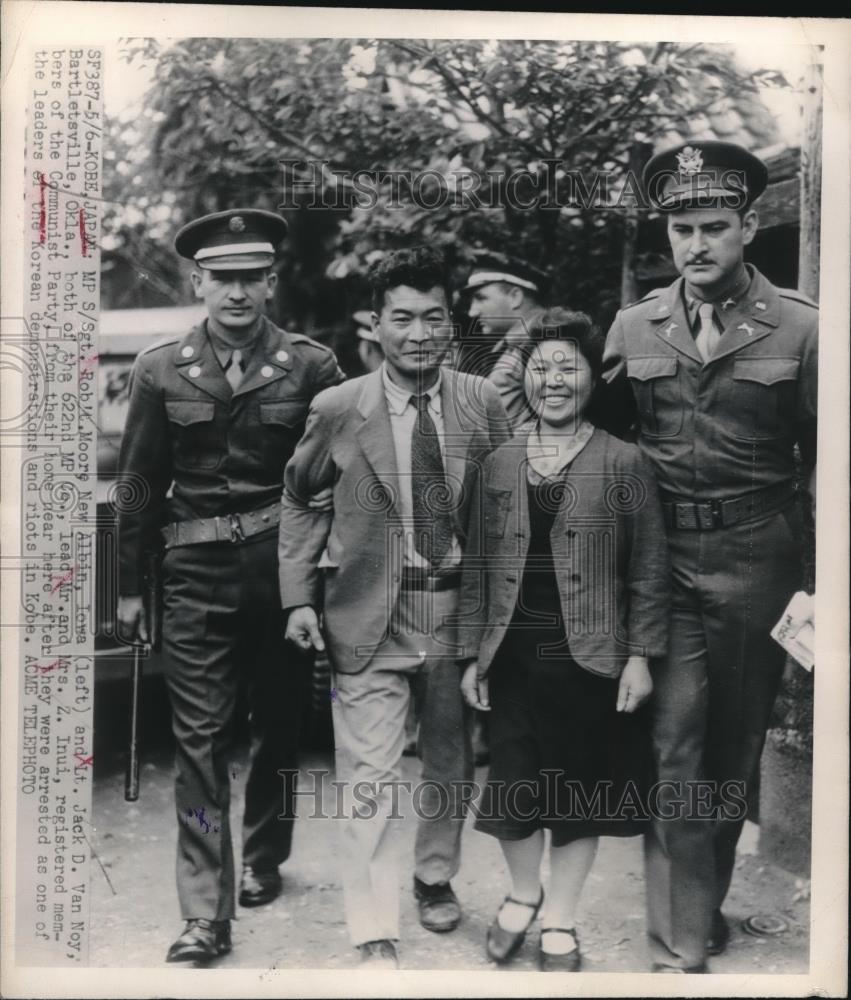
660, 481, 795, 531
400, 567, 462, 592
162, 501, 280, 549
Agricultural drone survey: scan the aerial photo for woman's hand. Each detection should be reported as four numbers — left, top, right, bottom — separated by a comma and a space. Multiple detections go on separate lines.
617, 655, 653, 713
460, 662, 490, 711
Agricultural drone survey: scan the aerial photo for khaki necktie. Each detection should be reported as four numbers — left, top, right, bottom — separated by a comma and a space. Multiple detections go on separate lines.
695, 302, 721, 362
225, 349, 244, 391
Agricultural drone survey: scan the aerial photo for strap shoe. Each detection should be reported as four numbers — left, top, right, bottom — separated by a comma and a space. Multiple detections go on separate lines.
486, 887, 544, 963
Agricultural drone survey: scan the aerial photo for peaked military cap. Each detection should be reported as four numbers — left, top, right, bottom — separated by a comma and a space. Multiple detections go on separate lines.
174, 209, 288, 270
462, 249, 548, 296
642, 140, 769, 212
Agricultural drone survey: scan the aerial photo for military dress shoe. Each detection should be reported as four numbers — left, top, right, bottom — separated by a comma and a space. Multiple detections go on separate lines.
486, 887, 545, 964
357, 939, 399, 968
707, 909, 731, 956
238, 865, 282, 907
165, 918, 232, 963
413, 876, 462, 933
650, 961, 707, 974
538, 927, 581, 971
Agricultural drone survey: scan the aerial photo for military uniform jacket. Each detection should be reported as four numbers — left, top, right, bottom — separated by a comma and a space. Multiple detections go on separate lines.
602, 266, 818, 499
117, 315, 343, 594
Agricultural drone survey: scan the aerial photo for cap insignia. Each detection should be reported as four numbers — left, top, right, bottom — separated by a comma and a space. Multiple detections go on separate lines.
229, 216, 246, 233
676, 145, 704, 175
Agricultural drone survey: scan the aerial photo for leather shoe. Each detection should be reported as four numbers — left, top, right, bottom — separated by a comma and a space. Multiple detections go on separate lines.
486, 887, 544, 964
357, 939, 399, 968
651, 961, 707, 973
538, 927, 581, 971
166, 919, 231, 963
238, 865, 282, 907
413, 877, 461, 933
707, 909, 731, 956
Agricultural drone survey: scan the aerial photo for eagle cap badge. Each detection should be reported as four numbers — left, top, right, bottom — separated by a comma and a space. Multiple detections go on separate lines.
229, 215, 246, 233
676, 145, 704, 175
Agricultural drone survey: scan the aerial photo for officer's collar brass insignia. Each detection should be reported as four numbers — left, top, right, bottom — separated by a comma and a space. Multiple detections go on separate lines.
676, 145, 703, 175
229, 215, 246, 233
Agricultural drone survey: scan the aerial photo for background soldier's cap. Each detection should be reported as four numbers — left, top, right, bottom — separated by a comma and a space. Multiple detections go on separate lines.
642, 140, 769, 212
353, 309, 380, 343
174, 209, 288, 270
462, 249, 548, 296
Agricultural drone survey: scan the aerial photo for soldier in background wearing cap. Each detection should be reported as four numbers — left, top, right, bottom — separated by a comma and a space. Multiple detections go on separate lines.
353, 308, 385, 373
116, 209, 344, 963
603, 141, 817, 971
464, 250, 548, 433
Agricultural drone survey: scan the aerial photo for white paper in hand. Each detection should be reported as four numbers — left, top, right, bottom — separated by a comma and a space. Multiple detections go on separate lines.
771, 591, 815, 672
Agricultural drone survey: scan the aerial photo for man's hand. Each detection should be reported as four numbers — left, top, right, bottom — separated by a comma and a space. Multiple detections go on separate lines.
460, 662, 490, 711
285, 605, 325, 652
782, 590, 815, 636
117, 595, 149, 645
306, 486, 334, 512
617, 655, 653, 713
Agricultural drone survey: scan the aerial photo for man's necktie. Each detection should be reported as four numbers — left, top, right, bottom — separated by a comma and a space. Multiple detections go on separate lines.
225, 348, 245, 391
695, 302, 721, 362
409, 393, 453, 568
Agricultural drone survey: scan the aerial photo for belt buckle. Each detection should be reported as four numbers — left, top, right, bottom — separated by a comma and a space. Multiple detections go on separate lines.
698, 500, 723, 530
228, 513, 245, 542
674, 503, 696, 530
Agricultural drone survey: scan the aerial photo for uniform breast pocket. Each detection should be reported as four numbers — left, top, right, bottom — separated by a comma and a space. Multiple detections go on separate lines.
164, 399, 220, 470
627, 356, 683, 438
730, 358, 799, 440
257, 399, 309, 463
484, 488, 512, 538
259, 400, 307, 429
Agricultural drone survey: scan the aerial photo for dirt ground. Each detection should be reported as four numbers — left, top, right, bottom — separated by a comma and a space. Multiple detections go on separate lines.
89, 744, 810, 974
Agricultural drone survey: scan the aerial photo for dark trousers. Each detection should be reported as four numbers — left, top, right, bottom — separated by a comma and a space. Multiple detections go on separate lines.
645, 507, 802, 968
161, 532, 309, 921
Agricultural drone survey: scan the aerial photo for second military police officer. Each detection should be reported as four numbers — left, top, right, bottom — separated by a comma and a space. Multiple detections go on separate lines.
603, 142, 817, 973
116, 210, 343, 964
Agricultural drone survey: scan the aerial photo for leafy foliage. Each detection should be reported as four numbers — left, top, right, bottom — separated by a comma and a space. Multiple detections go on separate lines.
102, 37, 786, 334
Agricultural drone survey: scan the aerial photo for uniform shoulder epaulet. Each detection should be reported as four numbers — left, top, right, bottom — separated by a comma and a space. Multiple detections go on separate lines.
778, 288, 818, 309
137, 335, 181, 358
622, 288, 662, 311
288, 330, 334, 352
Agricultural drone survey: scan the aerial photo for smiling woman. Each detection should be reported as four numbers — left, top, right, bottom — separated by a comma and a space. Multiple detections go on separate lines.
458, 306, 670, 971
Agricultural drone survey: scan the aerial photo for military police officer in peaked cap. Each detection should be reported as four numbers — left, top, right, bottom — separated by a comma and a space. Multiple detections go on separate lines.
603, 141, 817, 972
117, 209, 344, 963
462, 248, 549, 432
